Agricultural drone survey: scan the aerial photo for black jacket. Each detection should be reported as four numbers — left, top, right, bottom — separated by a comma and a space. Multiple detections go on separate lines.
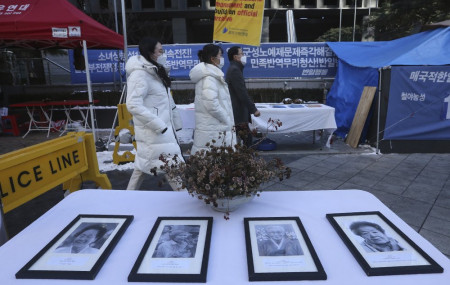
225, 61, 257, 124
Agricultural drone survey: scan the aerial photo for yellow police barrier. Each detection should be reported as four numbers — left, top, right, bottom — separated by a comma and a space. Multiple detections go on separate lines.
113, 104, 137, 165
0, 132, 111, 213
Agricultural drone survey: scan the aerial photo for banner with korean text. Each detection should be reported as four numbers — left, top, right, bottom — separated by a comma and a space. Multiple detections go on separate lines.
213, 0, 265, 46
69, 43, 338, 83
384, 66, 450, 140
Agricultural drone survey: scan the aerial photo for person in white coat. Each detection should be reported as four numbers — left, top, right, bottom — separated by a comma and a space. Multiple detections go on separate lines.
189, 44, 236, 154
125, 37, 183, 190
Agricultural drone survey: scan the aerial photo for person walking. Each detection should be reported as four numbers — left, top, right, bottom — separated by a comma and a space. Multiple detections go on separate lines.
225, 46, 260, 147
189, 44, 236, 154
125, 37, 183, 190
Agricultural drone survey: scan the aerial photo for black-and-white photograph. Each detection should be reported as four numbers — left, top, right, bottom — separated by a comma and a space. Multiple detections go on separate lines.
128, 217, 213, 283
255, 224, 304, 256
349, 220, 404, 253
54, 222, 118, 254
151, 225, 200, 258
15, 215, 133, 280
327, 211, 444, 276
244, 217, 326, 282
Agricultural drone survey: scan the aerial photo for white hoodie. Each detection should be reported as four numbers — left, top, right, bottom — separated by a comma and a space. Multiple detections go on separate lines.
125, 55, 183, 173
189, 62, 236, 154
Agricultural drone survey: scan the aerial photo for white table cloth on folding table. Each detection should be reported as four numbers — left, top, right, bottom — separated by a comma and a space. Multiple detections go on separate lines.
0, 190, 448, 285
177, 103, 337, 133
250, 103, 337, 134
177, 103, 196, 129
177, 103, 337, 146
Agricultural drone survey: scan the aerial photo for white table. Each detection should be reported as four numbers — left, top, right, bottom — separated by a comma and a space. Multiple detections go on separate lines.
251, 103, 337, 134
177, 103, 337, 132
177, 103, 195, 129
177, 103, 337, 147
0, 190, 448, 284
251, 103, 337, 147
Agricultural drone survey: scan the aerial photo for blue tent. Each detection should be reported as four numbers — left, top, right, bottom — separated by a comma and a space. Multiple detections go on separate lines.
326, 27, 450, 139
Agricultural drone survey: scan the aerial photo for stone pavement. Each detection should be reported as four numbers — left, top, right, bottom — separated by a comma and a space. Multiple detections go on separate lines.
0, 130, 449, 259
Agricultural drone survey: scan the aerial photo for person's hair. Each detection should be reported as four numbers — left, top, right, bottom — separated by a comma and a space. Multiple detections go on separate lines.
227, 46, 241, 61
197, 44, 223, 64
169, 230, 191, 240
349, 221, 385, 236
74, 224, 107, 241
138, 36, 171, 88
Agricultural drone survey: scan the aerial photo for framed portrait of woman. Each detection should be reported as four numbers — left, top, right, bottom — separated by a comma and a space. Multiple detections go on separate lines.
15, 214, 133, 280
244, 217, 327, 281
128, 217, 213, 283
326, 211, 444, 276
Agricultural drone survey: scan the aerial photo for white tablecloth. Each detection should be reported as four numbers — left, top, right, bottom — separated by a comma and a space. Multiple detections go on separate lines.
177, 103, 196, 129
177, 103, 337, 133
251, 103, 337, 133
0, 190, 448, 284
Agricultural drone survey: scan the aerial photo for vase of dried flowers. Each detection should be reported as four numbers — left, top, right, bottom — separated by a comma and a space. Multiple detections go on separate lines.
210, 193, 255, 213
156, 132, 291, 219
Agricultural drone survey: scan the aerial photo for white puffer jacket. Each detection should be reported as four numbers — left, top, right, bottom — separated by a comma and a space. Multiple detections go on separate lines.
189, 62, 236, 154
125, 55, 183, 174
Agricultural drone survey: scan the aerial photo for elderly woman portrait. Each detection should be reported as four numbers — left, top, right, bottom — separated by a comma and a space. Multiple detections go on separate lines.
153, 230, 196, 258
350, 221, 404, 253
257, 225, 303, 256
54, 224, 107, 254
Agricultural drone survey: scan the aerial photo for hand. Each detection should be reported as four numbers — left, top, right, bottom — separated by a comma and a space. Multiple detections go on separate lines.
254, 110, 261, 117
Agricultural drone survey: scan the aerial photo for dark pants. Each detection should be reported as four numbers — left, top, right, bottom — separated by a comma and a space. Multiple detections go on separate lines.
236, 123, 253, 147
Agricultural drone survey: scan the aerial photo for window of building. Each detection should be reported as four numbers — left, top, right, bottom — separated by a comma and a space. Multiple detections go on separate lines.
142, 0, 155, 9
301, 0, 316, 8
324, 0, 339, 6
345, 0, 363, 7
164, 0, 172, 8
141, 0, 155, 9
100, 0, 108, 9
187, 0, 202, 8
125, 0, 132, 9
280, 0, 294, 8
209, 0, 216, 7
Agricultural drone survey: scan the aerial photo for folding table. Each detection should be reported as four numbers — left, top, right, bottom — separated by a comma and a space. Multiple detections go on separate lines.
9, 100, 99, 138
1, 190, 448, 284
8, 101, 53, 138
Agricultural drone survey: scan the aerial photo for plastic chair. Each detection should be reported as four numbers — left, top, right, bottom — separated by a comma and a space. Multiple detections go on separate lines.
1, 115, 20, 136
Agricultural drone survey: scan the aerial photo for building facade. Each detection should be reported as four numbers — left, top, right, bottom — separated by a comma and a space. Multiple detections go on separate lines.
70, 0, 379, 44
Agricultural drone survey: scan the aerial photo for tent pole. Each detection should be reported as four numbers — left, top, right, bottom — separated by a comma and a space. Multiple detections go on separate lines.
83, 40, 97, 142
353, 0, 357, 41
376, 68, 382, 154
339, 2, 342, 42
121, 0, 128, 64
113, 0, 119, 33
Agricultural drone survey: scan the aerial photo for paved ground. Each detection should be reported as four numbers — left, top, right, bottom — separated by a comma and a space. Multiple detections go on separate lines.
1, 130, 449, 259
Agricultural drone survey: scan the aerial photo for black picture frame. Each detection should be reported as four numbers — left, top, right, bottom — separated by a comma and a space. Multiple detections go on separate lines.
326, 211, 444, 276
16, 214, 133, 280
244, 217, 327, 281
128, 217, 213, 283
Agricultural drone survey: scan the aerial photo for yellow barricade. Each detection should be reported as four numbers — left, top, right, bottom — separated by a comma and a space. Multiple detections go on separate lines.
113, 104, 137, 164
0, 132, 111, 213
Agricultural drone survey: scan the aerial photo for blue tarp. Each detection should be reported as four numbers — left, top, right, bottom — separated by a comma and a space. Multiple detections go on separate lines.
326, 27, 450, 139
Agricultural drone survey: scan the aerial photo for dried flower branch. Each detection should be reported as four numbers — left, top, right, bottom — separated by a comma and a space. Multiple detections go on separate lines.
156, 131, 291, 219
